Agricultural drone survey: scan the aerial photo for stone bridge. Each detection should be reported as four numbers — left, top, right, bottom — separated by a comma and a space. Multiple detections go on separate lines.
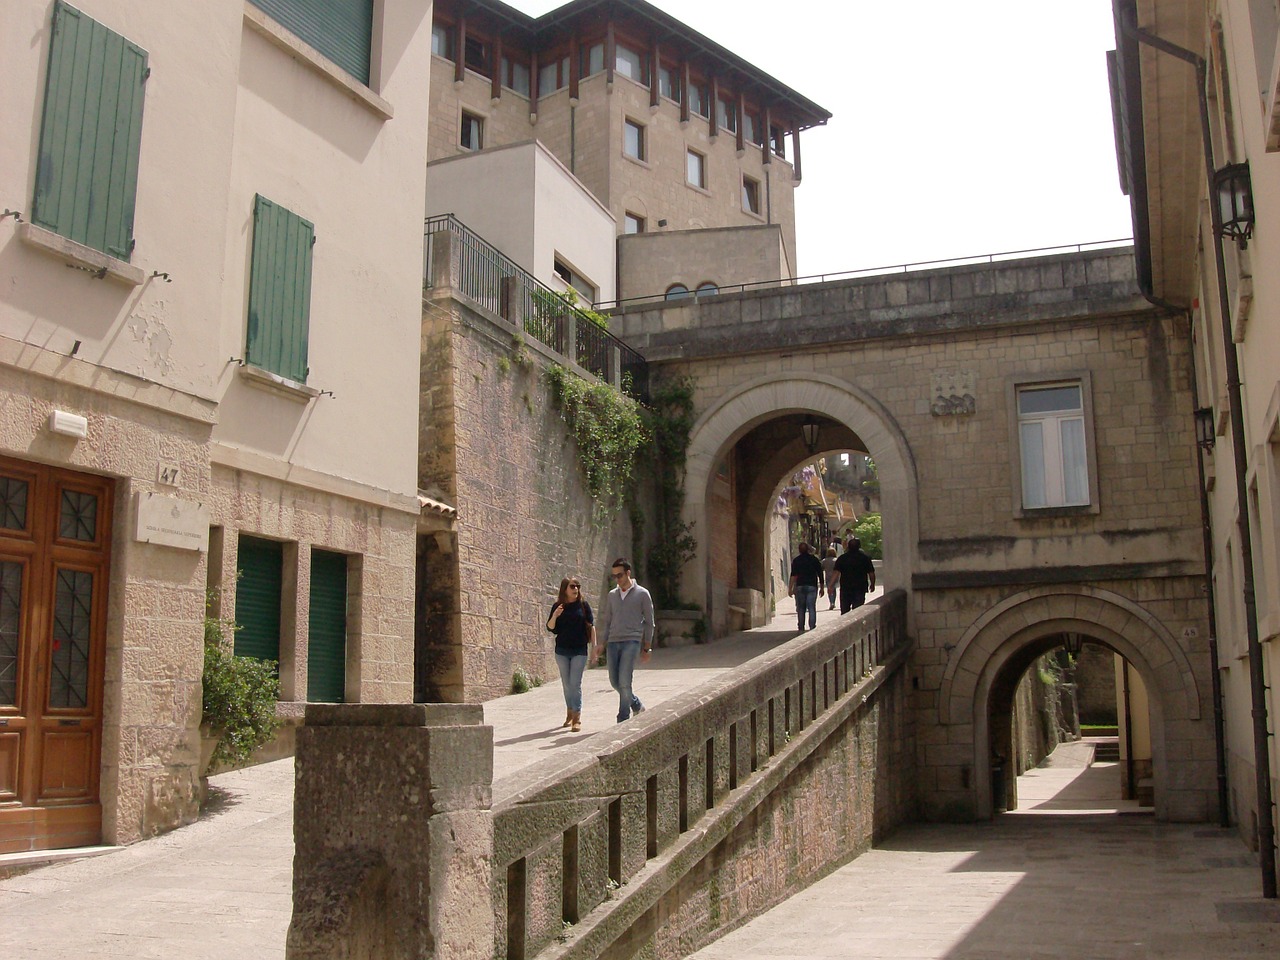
611, 246, 1213, 825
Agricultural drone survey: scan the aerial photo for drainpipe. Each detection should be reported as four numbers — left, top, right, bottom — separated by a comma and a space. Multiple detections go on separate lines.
1123, 661, 1136, 800
1119, 10, 1275, 898
1189, 321, 1232, 828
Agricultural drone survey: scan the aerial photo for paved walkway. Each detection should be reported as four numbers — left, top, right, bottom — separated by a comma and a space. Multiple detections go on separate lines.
5, 591, 1277, 959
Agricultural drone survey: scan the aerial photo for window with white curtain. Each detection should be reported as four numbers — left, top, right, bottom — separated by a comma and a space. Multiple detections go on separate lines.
1017, 382, 1089, 508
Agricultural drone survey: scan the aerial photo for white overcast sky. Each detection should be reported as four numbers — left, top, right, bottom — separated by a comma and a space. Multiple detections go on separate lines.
511, 0, 1135, 277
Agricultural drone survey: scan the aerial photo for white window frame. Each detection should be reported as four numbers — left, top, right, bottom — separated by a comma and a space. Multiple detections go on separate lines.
623, 212, 645, 234
623, 118, 646, 162
460, 110, 483, 151
1009, 374, 1100, 516
686, 149, 707, 189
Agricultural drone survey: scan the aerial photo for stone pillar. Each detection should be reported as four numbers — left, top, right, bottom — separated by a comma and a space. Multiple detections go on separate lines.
500, 274, 523, 325
430, 230, 458, 291
287, 704, 494, 960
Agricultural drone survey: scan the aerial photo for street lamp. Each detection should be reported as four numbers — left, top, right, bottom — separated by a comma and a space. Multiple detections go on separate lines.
1062, 633, 1084, 656
801, 416, 819, 455
1212, 163, 1255, 247
1194, 407, 1216, 451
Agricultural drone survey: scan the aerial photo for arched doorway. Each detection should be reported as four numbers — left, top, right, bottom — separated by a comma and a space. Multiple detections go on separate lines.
681, 374, 919, 635
939, 586, 1213, 822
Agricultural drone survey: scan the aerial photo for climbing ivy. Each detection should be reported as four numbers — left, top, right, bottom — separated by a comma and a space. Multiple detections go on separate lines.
546, 364, 647, 524
643, 377, 697, 609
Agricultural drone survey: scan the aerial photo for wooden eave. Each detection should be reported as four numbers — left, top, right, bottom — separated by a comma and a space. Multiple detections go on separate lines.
1114, 0, 1206, 307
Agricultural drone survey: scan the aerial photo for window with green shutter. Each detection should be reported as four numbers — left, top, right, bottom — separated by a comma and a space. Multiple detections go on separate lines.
32, 1, 148, 260
235, 536, 284, 663
247, 195, 314, 383
249, 0, 374, 84
307, 550, 348, 703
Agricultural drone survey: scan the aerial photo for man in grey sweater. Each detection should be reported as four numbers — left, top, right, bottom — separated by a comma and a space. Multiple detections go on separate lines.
593, 557, 654, 723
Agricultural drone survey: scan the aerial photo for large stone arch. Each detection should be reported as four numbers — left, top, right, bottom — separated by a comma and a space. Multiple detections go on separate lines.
937, 585, 1212, 821
683, 373, 920, 624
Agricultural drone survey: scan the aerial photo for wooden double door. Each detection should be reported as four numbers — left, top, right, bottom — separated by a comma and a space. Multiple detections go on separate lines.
0, 456, 112, 853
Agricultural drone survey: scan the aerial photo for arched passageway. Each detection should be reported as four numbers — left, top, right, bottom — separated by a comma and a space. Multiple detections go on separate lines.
937, 586, 1213, 822
680, 374, 919, 635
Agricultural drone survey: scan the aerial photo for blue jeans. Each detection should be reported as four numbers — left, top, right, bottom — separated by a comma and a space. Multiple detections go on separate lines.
794, 585, 819, 630
606, 640, 644, 722
555, 652, 587, 713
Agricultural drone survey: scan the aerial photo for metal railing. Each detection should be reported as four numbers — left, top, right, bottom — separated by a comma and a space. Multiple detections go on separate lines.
598, 237, 1135, 311
424, 214, 649, 401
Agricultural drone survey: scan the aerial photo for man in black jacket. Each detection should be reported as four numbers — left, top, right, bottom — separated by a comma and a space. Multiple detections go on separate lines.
831, 537, 876, 614
787, 542, 825, 632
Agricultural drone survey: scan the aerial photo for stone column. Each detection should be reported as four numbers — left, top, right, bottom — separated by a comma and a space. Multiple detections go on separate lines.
287, 704, 494, 960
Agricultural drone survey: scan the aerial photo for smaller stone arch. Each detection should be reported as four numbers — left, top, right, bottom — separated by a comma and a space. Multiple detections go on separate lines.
939, 585, 1201, 724
937, 586, 1212, 821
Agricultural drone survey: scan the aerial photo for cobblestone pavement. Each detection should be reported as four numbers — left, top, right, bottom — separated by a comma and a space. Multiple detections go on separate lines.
7, 589, 1276, 959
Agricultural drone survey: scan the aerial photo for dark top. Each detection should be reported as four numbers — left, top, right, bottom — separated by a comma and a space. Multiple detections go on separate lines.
790, 552, 825, 589
547, 599, 594, 656
833, 549, 874, 591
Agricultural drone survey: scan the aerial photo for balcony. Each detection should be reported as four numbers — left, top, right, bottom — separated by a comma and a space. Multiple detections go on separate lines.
424, 214, 648, 402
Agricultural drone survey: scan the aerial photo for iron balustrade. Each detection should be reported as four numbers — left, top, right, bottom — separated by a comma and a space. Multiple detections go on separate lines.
424, 214, 649, 402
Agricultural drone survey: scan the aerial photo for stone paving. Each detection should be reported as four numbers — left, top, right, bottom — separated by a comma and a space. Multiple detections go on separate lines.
5, 589, 1277, 959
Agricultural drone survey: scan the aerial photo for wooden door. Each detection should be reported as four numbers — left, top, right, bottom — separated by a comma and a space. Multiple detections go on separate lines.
0, 456, 113, 853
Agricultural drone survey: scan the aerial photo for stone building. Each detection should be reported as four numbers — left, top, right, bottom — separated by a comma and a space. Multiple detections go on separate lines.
423, 0, 831, 301
0, 0, 433, 852
1109, 0, 1279, 878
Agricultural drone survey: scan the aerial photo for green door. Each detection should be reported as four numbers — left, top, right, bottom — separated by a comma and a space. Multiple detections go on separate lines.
235, 536, 282, 662
307, 550, 347, 702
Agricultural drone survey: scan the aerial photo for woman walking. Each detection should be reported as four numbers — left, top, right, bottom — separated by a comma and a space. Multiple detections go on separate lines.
547, 577, 594, 732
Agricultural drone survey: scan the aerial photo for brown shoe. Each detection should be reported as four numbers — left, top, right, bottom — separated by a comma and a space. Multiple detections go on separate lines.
560, 711, 572, 728
570, 711, 581, 732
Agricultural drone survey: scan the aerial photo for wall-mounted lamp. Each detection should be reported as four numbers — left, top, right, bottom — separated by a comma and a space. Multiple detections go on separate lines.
800, 416, 819, 455
1212, 163, 1254, 247
1194, 406, 1216, 451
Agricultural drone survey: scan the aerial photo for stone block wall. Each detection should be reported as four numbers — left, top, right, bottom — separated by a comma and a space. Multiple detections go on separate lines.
419, 290, 638, 702
0, 355, 216, 845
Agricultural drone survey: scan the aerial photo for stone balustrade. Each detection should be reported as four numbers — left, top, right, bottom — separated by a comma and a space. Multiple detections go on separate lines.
287, 591, 914, 960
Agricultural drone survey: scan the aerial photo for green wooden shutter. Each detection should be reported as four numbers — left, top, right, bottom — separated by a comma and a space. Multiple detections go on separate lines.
249, 0, 373, 84
307, 550, 348, 703
247, 195, 313, 383
33, 0, 148, 260
235, 536, 283, 662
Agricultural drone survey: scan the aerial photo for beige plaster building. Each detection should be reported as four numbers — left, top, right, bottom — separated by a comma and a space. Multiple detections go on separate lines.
424, 0, 830, 302
1, 0, 433, 853
1109, 0, 1279, 882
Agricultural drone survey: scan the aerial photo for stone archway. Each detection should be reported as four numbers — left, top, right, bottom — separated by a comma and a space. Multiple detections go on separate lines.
937, 585, 1212, 822
682, 373, 920, 629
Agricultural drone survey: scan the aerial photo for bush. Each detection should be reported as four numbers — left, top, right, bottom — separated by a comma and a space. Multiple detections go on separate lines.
511, 666, 543, 694
853, 512, 883, 559
202, 604, 280, 770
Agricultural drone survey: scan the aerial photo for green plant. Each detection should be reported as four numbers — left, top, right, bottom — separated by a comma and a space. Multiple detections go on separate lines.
202, 597, 280, 770
852, 512, 883, 559
690, 616, 708, 645
511, 666, 542, 694
643, 377, 697, 607
546, 364, 647, 525
496, 355, 511, 376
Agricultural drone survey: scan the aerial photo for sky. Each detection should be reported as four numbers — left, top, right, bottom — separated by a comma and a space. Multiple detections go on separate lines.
512, 0, 1136, 278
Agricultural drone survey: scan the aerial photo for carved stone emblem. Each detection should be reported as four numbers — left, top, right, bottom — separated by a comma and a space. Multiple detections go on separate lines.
931, 370, 976, 416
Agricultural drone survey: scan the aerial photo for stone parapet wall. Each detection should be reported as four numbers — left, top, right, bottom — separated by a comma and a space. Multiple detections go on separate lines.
491, 592, 914, 960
